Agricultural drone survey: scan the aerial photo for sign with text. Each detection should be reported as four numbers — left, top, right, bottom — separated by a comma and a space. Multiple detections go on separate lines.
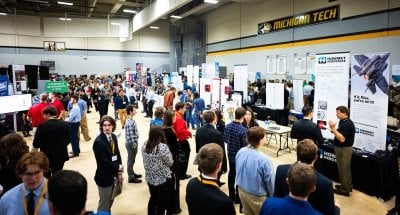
0, 94, 32, 114
258, 5, 339, 34
350, 53, 390, 153
45, 81, 68, 93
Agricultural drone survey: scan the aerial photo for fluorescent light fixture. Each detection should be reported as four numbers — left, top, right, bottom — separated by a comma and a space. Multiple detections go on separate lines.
111, 22, 121, 26
123, 9, 136, 14
57, 1, 73, 6
59, 17, 71, 21
150, 26, 159, 29
24, 0, 48, 4
0, 13, 7, 16
170, 15, 182, 19
204, 0, 218, 4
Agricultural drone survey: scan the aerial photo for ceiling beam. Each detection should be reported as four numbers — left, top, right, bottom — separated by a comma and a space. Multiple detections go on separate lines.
88, 0, 98, 17
97, 0, 141, 7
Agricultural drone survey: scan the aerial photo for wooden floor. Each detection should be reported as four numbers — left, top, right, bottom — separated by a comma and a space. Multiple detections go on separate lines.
23, 105, 395, 215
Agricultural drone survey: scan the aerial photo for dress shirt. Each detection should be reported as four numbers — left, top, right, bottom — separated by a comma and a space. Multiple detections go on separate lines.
125, 117, 139, 147
142, 142, 173, 186
0, 179, 50, 215
224, 121, 247, 162
68, 99, 87, 116
68, 104, 81, 123
235, 146, 275, 196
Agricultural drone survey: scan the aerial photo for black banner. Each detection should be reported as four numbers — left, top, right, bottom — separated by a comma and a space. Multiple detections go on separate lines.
258, 5, 340, 35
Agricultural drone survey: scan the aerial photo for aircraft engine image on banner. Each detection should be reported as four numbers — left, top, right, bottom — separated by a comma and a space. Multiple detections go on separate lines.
313, 52, 350, 139
350, 53, 390, 153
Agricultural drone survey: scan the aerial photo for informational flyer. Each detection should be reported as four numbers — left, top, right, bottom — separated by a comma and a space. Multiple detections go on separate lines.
313, 52, 350, 139
277, 55, 287, 75
350, 53, 390, 153
306, 52, 316, 75
294, 54, 306, 75
266, 56, 277, 74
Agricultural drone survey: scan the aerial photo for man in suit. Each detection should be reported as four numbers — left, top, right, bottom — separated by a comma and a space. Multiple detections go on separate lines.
195, 110, 227, 178
290, 106, 324, 145
274, 139, 340, 215
93, 115, 123, 212
32, 106, 71, 176
186, 143, 235, 215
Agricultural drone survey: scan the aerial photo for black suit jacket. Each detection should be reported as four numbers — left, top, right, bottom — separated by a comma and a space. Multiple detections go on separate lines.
33, 119, 70, 164
186, 176, 235, 215
274, 164, 336, 215
290, 119, 324, 145
195, 124, 227, 172
93, 133, 122, 187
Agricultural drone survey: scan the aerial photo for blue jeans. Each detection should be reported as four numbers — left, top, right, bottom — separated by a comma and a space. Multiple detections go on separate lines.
185, 109, 195, 128
69, 122, 80, 155
194, 112, 203, 129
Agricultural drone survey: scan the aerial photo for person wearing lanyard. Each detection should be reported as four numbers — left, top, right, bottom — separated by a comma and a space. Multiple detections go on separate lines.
0, 151, 51, 215
115, 89, 129, 129
93, 115, 123, 212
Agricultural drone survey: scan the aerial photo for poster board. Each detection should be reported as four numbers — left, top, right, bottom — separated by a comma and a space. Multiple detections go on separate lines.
350, 52, 389, 153
220, 79, 230, 110
200, 78, 212, 107
211, 78, 221, 109
187, 65, 193, 88
0, 94, 32, 114
294, 54, 306, 75
306, 52, 316, 75
277, 55, 287, 74
12, 65, 27, 95
265, 83, 284, 109
233, 64, 248, 103
292, 79, 304, 112
313, 52, 350, 139
267, 56, 277, 74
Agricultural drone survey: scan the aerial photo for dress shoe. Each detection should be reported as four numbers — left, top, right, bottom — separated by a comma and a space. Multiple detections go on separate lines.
128, 178, 142, 183
179, 174, 191, 180
335, 184, 352, 192
133, 173, 142, 178
333, 188, 350, 196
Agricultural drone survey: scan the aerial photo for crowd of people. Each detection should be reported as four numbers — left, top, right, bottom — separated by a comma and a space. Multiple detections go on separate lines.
0, 74, 357, 215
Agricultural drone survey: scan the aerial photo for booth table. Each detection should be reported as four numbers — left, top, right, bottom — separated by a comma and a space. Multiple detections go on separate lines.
315, 143, 398, 201
258, 121, 292, 157
249, 105, 289, 126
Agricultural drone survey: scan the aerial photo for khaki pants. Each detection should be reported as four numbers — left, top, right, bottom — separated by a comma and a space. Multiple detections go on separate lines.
238, 187, 267, 215
78, 115, 91, 141
334, 146, 352, 192
118, 109, 127, 128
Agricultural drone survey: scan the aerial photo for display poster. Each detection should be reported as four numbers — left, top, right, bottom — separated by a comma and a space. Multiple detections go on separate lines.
193, 65, 200, 91
12, 64, 26, 94
267, 56, 277, 74
292, 79, 304, 112
136, 63, 143, 85
294, 54, 306, 75
306, 52, 316, 75
277, 55, 287, 75
211, 78, 221, 110
233, 64, 248, 103
200, 78, 211, 106
223, 101, 238, 124
220, 79, 230, 110
0, 76, 8, 96
392, 65, 400, 84
350, 53, 390, 153
313, 52, 350, 139
45, 81, 68, 93
187, 65, 193, 88
0, 94, 32, 114
125, 71, 136, 82
266, 83, 284, 109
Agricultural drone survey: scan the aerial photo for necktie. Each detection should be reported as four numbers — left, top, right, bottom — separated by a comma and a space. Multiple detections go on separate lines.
27, 192, 35, 215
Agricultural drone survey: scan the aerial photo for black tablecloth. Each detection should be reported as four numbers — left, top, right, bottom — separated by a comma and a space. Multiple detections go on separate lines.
249, 105, 289, 126
315, 143, 398, 201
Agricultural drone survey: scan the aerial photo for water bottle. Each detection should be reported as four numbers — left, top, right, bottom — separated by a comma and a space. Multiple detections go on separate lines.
388, 143, 393, 152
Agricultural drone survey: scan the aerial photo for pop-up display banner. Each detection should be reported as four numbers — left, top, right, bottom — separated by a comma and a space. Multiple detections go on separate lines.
0, 94, 32, 114
350, 52, 390, 153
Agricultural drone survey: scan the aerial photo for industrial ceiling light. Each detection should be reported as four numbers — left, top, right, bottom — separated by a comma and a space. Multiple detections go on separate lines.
111, 22, 121, 26
123, 9, 136, 14
59, 17, 71, 21
57, 1, 73, 6
0, 13, 7, 15
170, 15, 182, 19
150, 26, 159, 29
204, 0, 218, 4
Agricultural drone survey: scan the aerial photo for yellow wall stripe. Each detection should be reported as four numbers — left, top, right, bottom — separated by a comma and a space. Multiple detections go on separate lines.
207, 29, 400, 56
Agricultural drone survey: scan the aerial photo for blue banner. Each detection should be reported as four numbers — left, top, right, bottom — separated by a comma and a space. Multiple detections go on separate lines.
0, 76, 9, 96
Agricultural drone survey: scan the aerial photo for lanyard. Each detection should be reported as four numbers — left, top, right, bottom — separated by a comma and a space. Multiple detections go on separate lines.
21, 181, 47, 215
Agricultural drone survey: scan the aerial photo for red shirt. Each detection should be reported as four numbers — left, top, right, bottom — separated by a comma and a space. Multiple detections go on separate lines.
27, 102, 48, 127
50, 99, 65, 117
174, 111, 192, 141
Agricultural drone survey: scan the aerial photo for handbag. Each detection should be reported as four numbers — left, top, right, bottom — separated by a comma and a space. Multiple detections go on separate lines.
111, 177, 123, 200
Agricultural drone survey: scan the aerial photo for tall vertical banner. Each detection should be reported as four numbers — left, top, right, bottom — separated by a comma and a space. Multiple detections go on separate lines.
220, 79, 230, 109
211, 78, 221, 109
187, 65, 193, 88
193, 66, 200, 91
314, 53, 350, 139
234, 64, 248, 103
350, 53, 389, 153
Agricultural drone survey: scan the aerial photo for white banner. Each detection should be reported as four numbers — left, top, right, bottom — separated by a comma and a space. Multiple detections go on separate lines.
294, 54, 306, 75
350, 53, 390, 153
187, 65, 193, 87
267, 56, 277, 74
200, 78, 212, 107
234, 64, 248, 103
193, 65, 200, 91
220, 79, 230, 110
306, 53, 316, 75
277, 55, 287, 75
266, 83, 284, 110
211, 78, 220, 110
292, 79, 304, 112
313, 53, 350, 139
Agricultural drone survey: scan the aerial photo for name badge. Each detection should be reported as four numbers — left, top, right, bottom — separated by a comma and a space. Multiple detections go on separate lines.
123, 102, 126, 104
112, 155, 117, 161
98, 97, 101, 100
